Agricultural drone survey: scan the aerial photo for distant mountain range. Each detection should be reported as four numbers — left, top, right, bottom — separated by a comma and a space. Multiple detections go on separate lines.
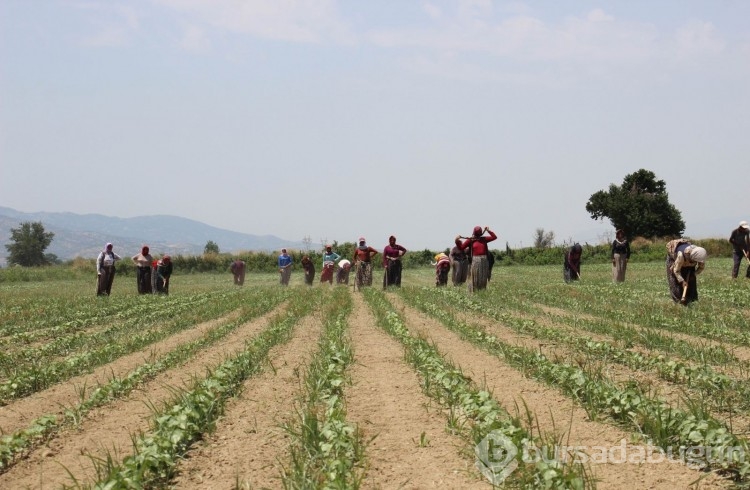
0, 206, 305, 266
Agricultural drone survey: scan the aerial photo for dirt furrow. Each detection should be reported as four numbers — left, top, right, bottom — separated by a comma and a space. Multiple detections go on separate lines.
0, 306, 282, 489
172, 313, 325, 489
390, 295, 730, 489
346, 293, 486, 489
0, 309, 242, 436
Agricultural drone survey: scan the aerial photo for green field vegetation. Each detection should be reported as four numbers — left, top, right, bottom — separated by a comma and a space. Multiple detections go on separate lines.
1, 258, 749, 488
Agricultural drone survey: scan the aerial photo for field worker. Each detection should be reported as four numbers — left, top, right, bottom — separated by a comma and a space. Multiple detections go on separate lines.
383, 235, 407, 288
564, 243, 583, 283
320, 245, 340, 284
155, 255, 173, 294
353, 237, 378, 289
96, 243, 122, 296
729, 221, 750, 279
230, 259, 246, 286
301, 255, 315, 286
611, 230, 631, 283
455, 226, 497, 292
278, 249, 293, 286
666, 239, 706, 305
337, 259, 352, 285
450, 243, 469, 286
132, 245, 154, 294
434, 252, 451, 287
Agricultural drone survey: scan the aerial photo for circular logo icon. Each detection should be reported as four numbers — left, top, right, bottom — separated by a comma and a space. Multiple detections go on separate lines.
475, 431, 519, 484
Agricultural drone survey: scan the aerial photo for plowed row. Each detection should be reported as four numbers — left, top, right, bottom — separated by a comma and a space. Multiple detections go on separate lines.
0, 265, 746, 488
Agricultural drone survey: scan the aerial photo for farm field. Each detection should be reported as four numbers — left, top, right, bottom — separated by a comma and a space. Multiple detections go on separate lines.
1, 259, 749, 488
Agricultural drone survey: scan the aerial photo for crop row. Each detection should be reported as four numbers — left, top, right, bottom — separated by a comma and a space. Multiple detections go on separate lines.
363, 289, 589, 488
427, 288, 750, 414
0, 287, 292, 472
399, 286, 750, 483
90, 288, 323, 488
0, 289, 278, 404
282, 286, 365, 488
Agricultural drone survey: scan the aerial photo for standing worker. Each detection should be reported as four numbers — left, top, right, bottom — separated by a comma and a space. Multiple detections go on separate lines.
278, 249, 293, 286
320, 245, 340, 284
132, 245, 154, 294
729, 221, 750, 279
454, 226, 497, 292
611, 230, 630, 282
450, 243, 469, 286
96, 243, 122, 296
353, 237, 378, 289
383, 235, 407, 288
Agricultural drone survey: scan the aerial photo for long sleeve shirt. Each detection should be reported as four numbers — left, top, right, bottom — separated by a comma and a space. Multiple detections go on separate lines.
323, 252, 340, 266
383, 244, 407, 266
278, 254, 293, 268
456, 230, 497, 256
672, 246, 705, 283
729, 228, 750, 254
611, 239, 630, 259
97, 251, 122, 271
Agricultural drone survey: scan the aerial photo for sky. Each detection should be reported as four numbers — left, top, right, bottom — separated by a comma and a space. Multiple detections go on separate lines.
1, 1, 749, 251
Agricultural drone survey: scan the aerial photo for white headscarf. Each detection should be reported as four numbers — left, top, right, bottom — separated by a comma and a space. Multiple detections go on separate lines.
688, 246, 707, 263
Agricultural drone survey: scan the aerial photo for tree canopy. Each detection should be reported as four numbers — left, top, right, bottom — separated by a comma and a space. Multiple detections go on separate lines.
585, 169, 685, 239
204, 240, 220, 254
5, 221, 55, 266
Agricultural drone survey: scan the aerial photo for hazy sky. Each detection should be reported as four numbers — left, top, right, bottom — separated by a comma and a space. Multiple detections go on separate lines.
1, 1, 748, 250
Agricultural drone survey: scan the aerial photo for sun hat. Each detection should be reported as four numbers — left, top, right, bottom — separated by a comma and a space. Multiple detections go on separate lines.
740, 221, 749, 230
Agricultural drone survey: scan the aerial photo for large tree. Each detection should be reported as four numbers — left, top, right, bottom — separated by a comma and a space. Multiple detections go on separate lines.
585, 169, 685, 239
5, 221, 55, 266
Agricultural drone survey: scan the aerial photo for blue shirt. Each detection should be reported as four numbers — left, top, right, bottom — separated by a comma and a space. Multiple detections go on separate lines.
323, 252, 340, 265
278, 254, 292, 267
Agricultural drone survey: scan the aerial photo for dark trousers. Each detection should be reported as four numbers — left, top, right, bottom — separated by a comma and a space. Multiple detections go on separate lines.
137, 267, 152, 294
732, 251, 750, 278
97, 266, 116, 296
384, 260, 402, 288
156, 276, 169, 295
